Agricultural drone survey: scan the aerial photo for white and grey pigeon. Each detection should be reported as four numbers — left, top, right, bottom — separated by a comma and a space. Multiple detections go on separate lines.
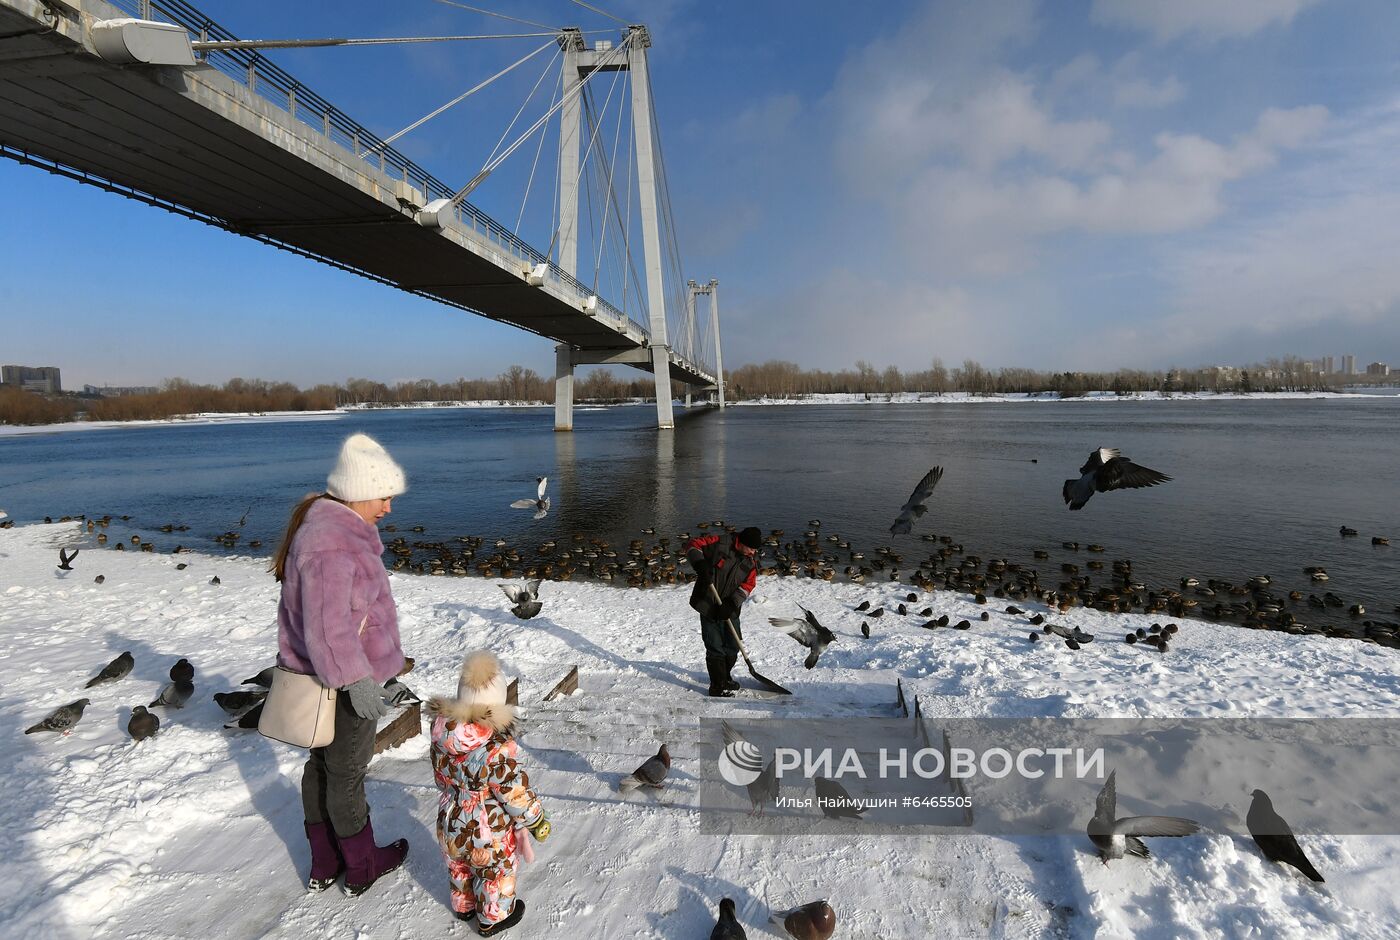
510, 476, 550, 520
889, 467, 944, 535
26, 698, 91, 734
382, 677, 421, 707
213, 690, 267, 718
768, 606, 837, 669
499, 579, 543, 620
1063, 448, 1171, 511
1087, 769, 1200, 863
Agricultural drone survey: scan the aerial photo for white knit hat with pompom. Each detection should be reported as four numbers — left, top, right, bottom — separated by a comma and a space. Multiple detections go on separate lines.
325, 432, 406, 502
457, 651, 508, 705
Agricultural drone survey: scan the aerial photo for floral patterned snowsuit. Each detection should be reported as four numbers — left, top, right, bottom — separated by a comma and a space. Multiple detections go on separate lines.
430, 712, 546, 925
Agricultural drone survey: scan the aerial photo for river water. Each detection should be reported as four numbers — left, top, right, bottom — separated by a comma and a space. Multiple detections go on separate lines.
2, 399, 1397, 631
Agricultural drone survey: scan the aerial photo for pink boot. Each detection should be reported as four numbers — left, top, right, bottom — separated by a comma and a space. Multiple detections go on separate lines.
338, 817, 408, 896
304, 822, 344, 891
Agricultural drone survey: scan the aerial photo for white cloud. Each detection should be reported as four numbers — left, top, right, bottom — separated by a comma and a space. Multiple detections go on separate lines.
1091, 0, 1325, 42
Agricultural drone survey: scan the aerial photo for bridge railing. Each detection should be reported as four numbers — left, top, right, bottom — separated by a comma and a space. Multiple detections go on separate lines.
108, 0, 652, 343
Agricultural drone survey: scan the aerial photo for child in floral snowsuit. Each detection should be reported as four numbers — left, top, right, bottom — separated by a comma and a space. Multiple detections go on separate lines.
429, 651, 550, 936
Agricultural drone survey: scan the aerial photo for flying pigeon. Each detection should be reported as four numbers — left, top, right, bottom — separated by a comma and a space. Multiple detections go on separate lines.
150, 679, 195, 709
1045, 623, 1094, 644
815, 776, 865, 820
127, 705, 160, 741
57, 547, 79, 570
382, 677, 420, 707
710, 897, 748, 940
890, 467, 944, 535
169, 658, 194, 683
1063, 448, 1171, 511
499, 579, 543, 619
770, 900, 837, 940
1087, 769, 1200, 862
619, 743, 670, 793
26, 698, 90, 734
242, 666, 275, 688
213, 690, 267, 718
510, 476, 550, 520
1247, 789, 1324, 882
768, 607, 837, 669
85, 651, 134, 688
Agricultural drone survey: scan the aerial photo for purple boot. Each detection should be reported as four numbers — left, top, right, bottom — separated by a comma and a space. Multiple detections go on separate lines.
304, 821, 344, 891
338, 817, 408, 896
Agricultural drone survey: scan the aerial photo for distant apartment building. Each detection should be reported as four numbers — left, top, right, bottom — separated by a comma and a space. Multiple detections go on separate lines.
82, 384, 159, 397
1321, 355, 1335, 374
1341, 354, 1356, 375
1366, 362, 1390, 377
1, 365, 62, 393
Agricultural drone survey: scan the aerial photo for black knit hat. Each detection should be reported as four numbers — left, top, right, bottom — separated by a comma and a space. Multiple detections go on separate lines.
738, 526, 763, 549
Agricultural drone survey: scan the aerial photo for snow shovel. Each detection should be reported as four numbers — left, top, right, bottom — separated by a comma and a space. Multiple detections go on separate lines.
709, 583, 792, 695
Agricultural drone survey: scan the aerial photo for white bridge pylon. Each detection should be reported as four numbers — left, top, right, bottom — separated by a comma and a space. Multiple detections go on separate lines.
550, 26, 721, 431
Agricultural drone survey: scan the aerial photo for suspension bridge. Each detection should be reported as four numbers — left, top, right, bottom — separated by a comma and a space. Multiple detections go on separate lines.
0, 0, 725, 429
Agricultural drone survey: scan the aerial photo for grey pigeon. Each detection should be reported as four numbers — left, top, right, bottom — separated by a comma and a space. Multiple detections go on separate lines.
1248, 789, 1324, 882
85, 651, 134, 688
815, 776, 865, 819
1087, 769, 1200, 862
1045, 623, 1094, 644
242, 666, 275, 688
150, 679, 195, 709
723, 721, 778, 815
768, 607, 837, 669
771, 899, 837, 940
619, 743, 670, 792
861, 621, 870, 638
127, 705, 160, 741
213, 690, 267, 718
57, 547, 79, 570
509, 476, 550, 520
1063, 448, 1171, 511
169, 658, 194, 683
711, 897, 747, 940
225, 700, 264, 729
499, 579, 543, 620
382, 677, 420, 706
26, 698, 90, 734
890, 467, 943, 536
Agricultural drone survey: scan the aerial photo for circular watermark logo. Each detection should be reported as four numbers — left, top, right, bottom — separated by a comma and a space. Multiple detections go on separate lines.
718, 739, 765, 787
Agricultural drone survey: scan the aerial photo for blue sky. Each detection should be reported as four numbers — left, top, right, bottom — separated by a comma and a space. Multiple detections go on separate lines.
3, 0, 1400, 388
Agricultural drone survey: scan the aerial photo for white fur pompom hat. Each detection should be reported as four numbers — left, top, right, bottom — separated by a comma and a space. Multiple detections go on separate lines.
428, 650, 516, 732
325, 432, 406, 502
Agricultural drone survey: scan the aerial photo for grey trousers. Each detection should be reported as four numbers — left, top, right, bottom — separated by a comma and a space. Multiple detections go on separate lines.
301, 692, 376, 837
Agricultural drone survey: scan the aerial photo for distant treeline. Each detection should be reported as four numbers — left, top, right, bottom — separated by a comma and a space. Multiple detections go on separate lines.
3, 357, 1391, 426
727, 357, 1366, 399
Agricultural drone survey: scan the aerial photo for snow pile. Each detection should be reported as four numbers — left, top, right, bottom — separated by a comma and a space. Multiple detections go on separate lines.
3, 521, 1398, 938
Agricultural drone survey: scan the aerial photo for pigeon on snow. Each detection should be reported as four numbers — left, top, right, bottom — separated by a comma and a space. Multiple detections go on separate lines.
723, 721, 778, 815
169, 658, 194, 683
85, 651, 134, 688
150, 679, 195, 709
499, 579, 543, 620
1248, 788, 1324, 882
127, 705, 160, 741
710, 897, 748, 940
213, 690, 267, 718
26, 698, 91, 734
815, 776, 866, 819
889, 467, 944, 535
1063, 448, 1171, 511
1087, 769, 1200, 862
770, 899, 837, 940
510, 476, 550, 520
242, 666, 275, 688
619, 743, 670, 792
768, 606, 837, 669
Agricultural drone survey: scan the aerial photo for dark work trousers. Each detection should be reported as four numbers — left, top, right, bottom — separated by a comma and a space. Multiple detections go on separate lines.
700, 610, 742, 658
301, 692, 377, 837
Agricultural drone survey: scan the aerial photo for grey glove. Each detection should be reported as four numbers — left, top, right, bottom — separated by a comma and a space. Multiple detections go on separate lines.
343, 676, 389, 720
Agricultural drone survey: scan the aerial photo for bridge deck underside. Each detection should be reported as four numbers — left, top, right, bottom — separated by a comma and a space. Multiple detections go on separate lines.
0, 7, 712, 388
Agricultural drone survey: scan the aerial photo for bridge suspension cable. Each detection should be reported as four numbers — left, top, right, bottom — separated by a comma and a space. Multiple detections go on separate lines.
432, 0, 561, 32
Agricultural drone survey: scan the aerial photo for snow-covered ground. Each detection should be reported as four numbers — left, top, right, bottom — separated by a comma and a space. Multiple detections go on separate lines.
735, 390, 1359, 406
3, 521, 1399, 939
0, 410, 343, 438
